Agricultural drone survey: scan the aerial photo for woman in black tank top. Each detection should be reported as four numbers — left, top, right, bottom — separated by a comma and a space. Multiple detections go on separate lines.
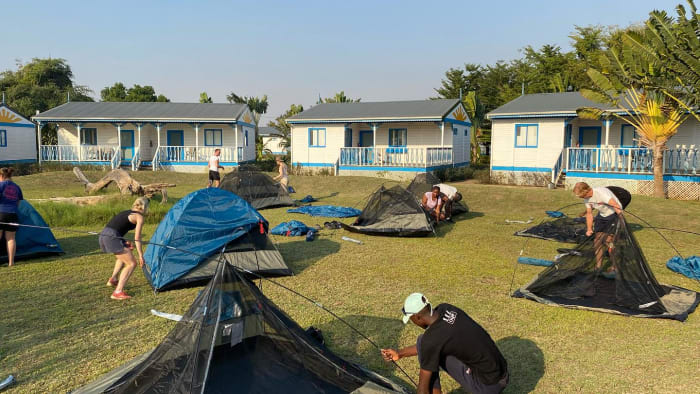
99, 197, 149, 300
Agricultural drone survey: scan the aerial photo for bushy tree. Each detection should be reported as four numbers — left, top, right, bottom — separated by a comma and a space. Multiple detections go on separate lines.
199, 92, 213, 103
323, 91, 360, 103
227, 92, 269, 125
100, 83, 169, 102
267, 103, 304, 150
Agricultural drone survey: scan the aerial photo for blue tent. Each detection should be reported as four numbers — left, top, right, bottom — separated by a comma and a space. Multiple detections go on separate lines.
1, 201, 63, 263
144, 188, 290, 291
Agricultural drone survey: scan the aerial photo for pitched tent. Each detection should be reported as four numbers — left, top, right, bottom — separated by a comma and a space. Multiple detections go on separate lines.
143, 188, 290, 292
513, 215, 700, 321
342, 185, 433, 236
406, 173, 468, 216
514, 216, 587, 244
0, 201, 63, 263
219, 167, 295, 210
73, 262, 407, 394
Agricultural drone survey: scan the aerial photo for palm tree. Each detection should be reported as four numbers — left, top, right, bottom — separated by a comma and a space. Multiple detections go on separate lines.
462, 91, 486, 163
323, 91, 360, 103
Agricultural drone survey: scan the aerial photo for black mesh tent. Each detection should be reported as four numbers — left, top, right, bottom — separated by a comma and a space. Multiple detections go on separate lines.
514, 216, 587, 243
219, 167, 294, 210
513, 215, 700, 321
342, 185, 433, 236
73, 262, 407, 393
406, 173, 468, 216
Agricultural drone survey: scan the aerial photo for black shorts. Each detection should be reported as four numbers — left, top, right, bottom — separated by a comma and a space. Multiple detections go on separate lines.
99, 228, 128, 254
594, 214, 618, 234
209, 170, 220, 181
0, 212, 19, 232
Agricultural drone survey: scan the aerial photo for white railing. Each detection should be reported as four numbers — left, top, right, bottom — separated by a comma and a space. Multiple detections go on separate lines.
339, 147, 453, 167
110, 148, 121, 169
40, 145, 79, 162
551, 149, 565, 184
156, 146, 238, 164
131, 147, 141, 171
566, 147, 698, 175
40, 145, 118, 163
152, 148, 160, 172
80, 145, 119, 162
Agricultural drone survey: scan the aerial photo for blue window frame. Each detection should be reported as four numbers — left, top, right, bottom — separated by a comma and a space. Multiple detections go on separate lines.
388, 128, 407, 147
80, 128, 97, 145
514, 124, 538, 148
620, 125, 637, 147
204, 129, 222, 146
0, 130, 6, 147
464, 127, 469, 137
344, 128, 353, 147
308, 128, 326, 147
453, 127, 458, 136
244, 130, 249, 146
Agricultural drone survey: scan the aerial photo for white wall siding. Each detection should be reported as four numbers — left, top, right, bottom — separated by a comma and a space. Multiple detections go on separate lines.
291, 124, 345, 166
0, 124, 37, 162
491, 118, 566, 170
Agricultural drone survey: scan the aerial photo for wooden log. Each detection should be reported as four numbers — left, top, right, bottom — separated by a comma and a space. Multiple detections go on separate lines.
72, 167, 175, 202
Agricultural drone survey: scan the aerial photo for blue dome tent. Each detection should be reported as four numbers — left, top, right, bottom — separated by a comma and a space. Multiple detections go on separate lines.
1, 201, 63, 263
143, 188, 291, 292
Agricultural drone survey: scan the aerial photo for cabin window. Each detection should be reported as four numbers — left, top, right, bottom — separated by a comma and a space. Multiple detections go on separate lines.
308, 128, 326, 147
204, 129, 222, 146
0, 130, 6, 147
244, 130, 249, 146
453, 127, 458, 136
514, 124, 538, 148
344, 128, 353, 147
621, 125, 637, 147
80, 128, 97, 145
464, 127, 469, 137
388, 128, 407, 147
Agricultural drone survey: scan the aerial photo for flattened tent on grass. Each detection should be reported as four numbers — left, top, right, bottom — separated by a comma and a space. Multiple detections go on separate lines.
514, 216, 587, 244
219, 167, 294, 210
513, 216, 700, 321
73, 262, 407, 393
143, 188, 290, 292
342, 185, 433, 236
406, 173, 468, 216
0, 201, 63, 263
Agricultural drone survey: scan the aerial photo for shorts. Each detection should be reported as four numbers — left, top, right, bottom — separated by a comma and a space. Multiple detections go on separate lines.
209, 170, 221, 181
594, 214, 618, 234
99, 227, 128, 254
0, 212, 19, 232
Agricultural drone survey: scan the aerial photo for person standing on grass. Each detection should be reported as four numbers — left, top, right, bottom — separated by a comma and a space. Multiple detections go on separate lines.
421, 185, 444, 224
0, 168, 23, 267
100, 197, 149, 300
208, 148, 224, 187
573, 182, 625, 274
273, 156, 289, 191
434, 183, 462, 223
381, 293, 508, 394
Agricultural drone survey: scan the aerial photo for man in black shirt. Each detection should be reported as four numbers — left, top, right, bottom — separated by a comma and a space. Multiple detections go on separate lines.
381, 293, 508, 394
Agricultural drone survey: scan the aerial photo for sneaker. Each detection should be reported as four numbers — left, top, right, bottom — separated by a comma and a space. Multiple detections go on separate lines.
446, 217, 454, 223
110, 291, 132, 300
106, 278, 119, 287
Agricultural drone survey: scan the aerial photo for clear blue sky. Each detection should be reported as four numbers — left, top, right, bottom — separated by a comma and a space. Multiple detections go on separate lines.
2, 0, 678, 123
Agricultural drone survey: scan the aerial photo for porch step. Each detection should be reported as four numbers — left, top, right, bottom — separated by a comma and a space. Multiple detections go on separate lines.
556, 172, 567, 189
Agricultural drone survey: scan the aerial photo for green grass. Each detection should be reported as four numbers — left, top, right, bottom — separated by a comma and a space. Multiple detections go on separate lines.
2, 171, 700, 393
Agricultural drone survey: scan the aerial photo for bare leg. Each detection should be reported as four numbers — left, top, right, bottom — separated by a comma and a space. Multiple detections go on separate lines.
213, 179, 220, 188
109, 257, 124, 284
114, 250, 137, 293
593, 232, 606, 270
6, 231, 16, 267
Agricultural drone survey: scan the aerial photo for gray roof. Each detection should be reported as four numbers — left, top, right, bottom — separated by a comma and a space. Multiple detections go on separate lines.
33, 101, 247, 122
258, 126, 282, 136
487, 92, 616, 118
287, 99, 461, 122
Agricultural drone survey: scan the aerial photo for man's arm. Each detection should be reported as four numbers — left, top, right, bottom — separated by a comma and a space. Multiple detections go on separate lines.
380, 345, 417, 361
608, 198, 622, 215
585, 206, 594, 236
417, 369, 436, 394
421, 194, 428, 207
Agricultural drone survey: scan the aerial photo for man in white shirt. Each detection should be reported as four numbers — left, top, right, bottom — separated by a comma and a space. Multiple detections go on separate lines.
208, 149, 224, 187
434, 183, 462, 222
573, 182, 624, 273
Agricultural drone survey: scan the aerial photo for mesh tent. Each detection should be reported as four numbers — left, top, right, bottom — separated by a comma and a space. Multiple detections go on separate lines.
514, 216, 588, 243
406, 173, 468, 216
513, 215, 700, 321
219, 167, 294, 210
73, 262, 407, 394
342, 185, 433, 236
143, 188, 291, 292
0, 200, 63, 263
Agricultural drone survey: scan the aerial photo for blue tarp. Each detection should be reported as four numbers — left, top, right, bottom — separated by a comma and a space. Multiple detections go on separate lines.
1, 201, 63, 262
545, 211, 565, 218
143, 188, 266, 291
517, 257, 554, 267
270, 220, 312, 236
299, 195, 316, 203
666, 255, 700, 281
287, 205, 361, 218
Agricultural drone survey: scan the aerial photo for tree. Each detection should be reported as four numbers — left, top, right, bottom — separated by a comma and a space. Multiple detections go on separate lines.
226, 92, 269, 125
100, 82, 127, 101
323, 91, 360, 103
0, 58, 93, 144
100, 83, 170, 102
267, 104, 304, 151
199, 92, 213, 103
463, 91, 486, 163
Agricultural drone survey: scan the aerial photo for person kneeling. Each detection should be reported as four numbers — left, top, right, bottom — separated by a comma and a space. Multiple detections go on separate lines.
421, 186, 445, 224
434, 183, 462, 222
381, 293, 509, 394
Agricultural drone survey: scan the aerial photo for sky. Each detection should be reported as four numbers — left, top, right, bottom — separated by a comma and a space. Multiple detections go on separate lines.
2, 0, 680, 123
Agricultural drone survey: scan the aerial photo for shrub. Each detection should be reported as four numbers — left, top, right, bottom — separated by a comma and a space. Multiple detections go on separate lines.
473, 169, 491, 184
9, 162, 108, 176
434, 167, 475, 182
33, 197, 174, 228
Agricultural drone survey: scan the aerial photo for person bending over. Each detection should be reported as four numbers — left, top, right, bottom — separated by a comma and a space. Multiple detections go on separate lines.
208, 148, 224, 187
573, 182, 623, 274
99, 197, 149, 300
273, 156, 289, 192
0, 167, 23, 267
434, 183, 462, 222
421, 186, 444, 224
381, 293, 508, 394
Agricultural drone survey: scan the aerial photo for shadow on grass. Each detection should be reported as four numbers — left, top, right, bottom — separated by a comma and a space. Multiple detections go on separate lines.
497, 336, 544, 394
275, 238, 340, 274
0, 234, 99, 267
432, 211, 485, 238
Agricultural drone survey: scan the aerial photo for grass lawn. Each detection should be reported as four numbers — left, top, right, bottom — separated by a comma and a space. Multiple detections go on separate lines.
1, 170, 699, 393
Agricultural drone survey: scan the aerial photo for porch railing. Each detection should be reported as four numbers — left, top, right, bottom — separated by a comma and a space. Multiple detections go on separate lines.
110, 149, 121, 170
156, 146, 238, 164
551, 149, 565, 184
40, 145, 79, 162
566, 147, 698, 175
40, 145, 118, 163
131, 147, 141, 171
339, 147, 453, 167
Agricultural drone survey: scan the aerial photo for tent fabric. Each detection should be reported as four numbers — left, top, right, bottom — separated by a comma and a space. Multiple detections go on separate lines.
666, 255, 700, 281
406, 173, 468, 216
219, 168, 295, 210
270, 220, 313, 236
342, 185, 434, 237
73, 262, 407, 394
287, 205, 361, 218
1, 200, 63, 263
514, 216, 587, 244
513, 215, 700, 321
143, 188, 290, 291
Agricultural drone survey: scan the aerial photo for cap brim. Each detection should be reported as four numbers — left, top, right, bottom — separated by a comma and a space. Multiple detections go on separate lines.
402, 314, 411, 324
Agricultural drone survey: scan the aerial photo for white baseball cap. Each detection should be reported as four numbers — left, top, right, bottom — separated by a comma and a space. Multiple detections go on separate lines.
402, 293, 432, 324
